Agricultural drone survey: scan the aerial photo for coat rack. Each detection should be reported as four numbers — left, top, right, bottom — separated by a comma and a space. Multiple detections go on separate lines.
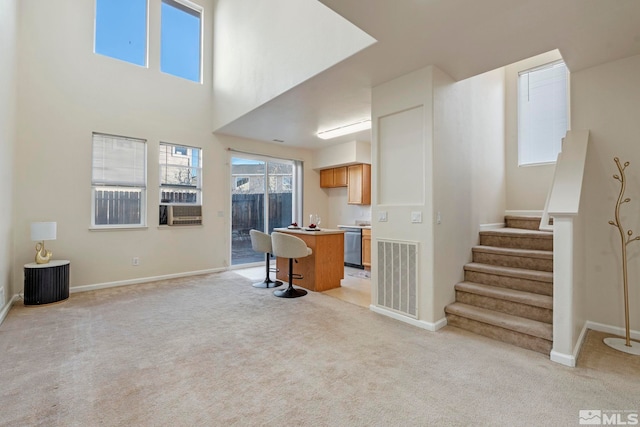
606, 157, 640, 355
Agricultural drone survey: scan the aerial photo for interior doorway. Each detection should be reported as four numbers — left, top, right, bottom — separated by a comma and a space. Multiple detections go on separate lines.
230, 155, 301, 265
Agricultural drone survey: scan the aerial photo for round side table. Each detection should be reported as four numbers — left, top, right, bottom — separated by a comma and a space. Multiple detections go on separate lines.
23, 260, 70, 305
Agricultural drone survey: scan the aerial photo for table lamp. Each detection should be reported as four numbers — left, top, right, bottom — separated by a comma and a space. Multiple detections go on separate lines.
31, 222, 56, 264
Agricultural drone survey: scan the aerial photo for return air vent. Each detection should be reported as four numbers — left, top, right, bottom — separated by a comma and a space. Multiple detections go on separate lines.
377, 239, 418, 318
168, 205, 202, 226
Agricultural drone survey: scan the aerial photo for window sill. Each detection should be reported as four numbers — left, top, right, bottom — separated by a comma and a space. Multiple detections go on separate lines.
157, 225, 203, 229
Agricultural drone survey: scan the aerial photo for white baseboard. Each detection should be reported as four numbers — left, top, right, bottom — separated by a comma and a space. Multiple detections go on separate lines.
369, 305, 447, 331
505, 210, 544, 217
550, 324, 589, 368
585, 320, 640, 340
0, 295, 20, 326
70, 267, 226, 294
551, 320, 640, 368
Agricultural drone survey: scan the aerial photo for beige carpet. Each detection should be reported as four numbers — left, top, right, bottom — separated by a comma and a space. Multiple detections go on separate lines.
0, 271, 638, 426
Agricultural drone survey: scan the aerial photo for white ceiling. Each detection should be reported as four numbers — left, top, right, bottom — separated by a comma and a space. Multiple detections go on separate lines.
214, 0, 640, 149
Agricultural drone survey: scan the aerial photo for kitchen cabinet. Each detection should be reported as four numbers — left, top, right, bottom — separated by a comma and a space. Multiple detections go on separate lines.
348, 164, 371, 205
320, 166, 347, 188
362, 228, 371, 269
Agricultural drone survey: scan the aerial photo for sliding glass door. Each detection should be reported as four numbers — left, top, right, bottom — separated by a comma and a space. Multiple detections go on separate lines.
231, 155, 300, 265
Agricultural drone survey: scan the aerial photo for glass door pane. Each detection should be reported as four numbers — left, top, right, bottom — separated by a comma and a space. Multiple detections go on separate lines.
231, 157, 265, 265
267, 161, 293, 234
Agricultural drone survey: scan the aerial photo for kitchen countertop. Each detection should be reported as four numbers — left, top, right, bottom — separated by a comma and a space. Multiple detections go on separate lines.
337, 224, 372, 229
274, 227, 345, 235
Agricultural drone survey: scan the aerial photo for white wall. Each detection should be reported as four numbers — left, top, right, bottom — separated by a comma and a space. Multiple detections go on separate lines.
212, 0, 375, 130
12, 0, 325, 293
371, 65, 506, 325
505, 50, 564, 211
572, 54, 640, 332
432, 67, 506, 319
0, 0, 17, 312
312, 140, 371, 170
372, 66, 435, 322
324, 188, 371, 228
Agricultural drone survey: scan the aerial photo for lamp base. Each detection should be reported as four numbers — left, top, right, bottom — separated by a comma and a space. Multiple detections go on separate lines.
603, 337, 640, 355
35, 242, 53, 264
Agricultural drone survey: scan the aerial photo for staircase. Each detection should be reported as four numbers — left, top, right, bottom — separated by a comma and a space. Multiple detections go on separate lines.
445, 216, 553, 354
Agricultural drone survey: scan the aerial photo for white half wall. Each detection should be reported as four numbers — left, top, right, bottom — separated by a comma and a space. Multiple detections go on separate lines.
0, 0, 17, 314
212, 0, 376, 130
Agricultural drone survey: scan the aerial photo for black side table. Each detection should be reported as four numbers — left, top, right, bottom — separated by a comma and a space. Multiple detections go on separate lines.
24, 260, 70, 305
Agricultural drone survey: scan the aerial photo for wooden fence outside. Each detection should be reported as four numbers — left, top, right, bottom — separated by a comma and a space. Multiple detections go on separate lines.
232, 193, 292, 238
94, 190, 142, 225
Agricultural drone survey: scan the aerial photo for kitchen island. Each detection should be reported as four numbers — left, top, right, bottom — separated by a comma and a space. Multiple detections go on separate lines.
273, 228, 345, 292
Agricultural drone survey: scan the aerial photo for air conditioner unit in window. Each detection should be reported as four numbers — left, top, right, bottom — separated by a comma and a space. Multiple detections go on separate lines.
168, 205, 202, 226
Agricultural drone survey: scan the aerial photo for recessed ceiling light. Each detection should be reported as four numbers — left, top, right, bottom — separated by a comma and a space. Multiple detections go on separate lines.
272, 139, 284, 143
317, 119, 371, 140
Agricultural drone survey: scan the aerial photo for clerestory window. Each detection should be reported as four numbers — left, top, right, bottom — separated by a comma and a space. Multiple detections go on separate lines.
94, 0, 148, 67
161, 0, 202, 82
518, 61, 569, 166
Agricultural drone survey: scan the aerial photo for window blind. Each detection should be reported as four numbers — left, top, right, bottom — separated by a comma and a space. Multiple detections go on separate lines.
92, 133, 147, 187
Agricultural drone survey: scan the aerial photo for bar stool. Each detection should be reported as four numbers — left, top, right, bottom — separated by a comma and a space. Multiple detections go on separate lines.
270, 232, 312, 298
249, 230, 283, 289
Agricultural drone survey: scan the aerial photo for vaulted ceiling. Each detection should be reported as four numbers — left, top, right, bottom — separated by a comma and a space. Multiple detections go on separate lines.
214, 0, 640, 148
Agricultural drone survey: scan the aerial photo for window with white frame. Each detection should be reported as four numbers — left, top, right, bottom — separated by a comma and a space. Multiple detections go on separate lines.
159, 143, 202, 204
92, 133, 147, 227
518, 60, 569, 166
161, 0, 202, 82
94, 0, 148, 67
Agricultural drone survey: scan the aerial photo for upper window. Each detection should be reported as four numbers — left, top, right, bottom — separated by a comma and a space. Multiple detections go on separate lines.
94, 0, 148, 67
159, 143, 202, 204
161, 0, 202, 82
92, 133, 147, 227
518, 61, 569, 166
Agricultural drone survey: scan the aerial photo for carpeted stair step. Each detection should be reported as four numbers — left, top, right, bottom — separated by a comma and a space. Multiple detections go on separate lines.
464, 262, 553, 296
454, 281, 553, 323
472, 246, 553, 272
480, 228, 553, 251
445, 302, 553, 354
504, 215, 549, 230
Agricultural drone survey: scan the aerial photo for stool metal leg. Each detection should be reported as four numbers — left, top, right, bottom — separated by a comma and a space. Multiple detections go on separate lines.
274, 258, 307, 298
253, 253, 283, 288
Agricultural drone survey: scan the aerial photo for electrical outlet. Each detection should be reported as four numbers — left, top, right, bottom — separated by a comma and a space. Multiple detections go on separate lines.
0, 287, 5, 307
132, 257, 140, 266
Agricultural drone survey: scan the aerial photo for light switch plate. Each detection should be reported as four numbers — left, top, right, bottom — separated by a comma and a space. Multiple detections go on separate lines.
378, 211, 388, 222
411, 211, 422, 223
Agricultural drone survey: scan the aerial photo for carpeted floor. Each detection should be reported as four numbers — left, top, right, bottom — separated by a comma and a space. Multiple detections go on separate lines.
0, 271, 638, 426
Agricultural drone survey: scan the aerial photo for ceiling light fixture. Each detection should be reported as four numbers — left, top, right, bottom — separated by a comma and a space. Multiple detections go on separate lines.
317, 119, 371, 140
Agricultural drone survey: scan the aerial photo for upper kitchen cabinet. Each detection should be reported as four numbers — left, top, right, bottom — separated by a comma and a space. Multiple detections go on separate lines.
320, 166, 347, 188
348, 164, 371, 205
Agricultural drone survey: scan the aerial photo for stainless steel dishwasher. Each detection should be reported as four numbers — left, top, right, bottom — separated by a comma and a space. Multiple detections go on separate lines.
340, 227, 363, 268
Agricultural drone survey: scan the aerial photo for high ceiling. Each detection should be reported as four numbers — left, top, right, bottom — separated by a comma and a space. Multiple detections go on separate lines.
215, 0, 640, 149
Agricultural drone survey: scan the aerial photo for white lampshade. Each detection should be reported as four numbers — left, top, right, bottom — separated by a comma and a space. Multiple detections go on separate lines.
31, 222, 57, 241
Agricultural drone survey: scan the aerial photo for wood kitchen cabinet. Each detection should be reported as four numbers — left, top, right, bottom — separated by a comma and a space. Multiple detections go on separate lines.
320, 166, 347, 188
362, 228, 371, 269
347, 163, 371, 205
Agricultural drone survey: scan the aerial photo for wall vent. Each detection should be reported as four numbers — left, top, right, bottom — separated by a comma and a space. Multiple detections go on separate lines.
168, 205, 202, 226
377, 239, 418, 318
